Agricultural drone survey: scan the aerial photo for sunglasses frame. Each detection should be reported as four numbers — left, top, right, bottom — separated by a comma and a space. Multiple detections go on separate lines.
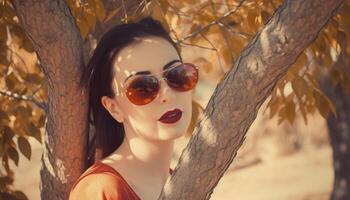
114, 62, 199, 105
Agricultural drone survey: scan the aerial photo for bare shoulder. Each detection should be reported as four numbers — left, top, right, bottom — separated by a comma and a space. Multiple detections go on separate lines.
69, 173, 127, 200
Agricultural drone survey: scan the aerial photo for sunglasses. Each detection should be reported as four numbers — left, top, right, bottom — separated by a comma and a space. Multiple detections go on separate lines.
120, 62, 199, 106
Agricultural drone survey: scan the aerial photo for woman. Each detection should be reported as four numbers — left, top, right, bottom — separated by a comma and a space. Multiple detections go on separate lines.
69, 16, 199, 200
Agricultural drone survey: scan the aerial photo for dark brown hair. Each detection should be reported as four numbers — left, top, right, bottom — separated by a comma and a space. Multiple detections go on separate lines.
80, 16, 183, 167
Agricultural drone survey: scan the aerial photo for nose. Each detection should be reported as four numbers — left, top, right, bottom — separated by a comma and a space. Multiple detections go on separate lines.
158, 78, 175, 103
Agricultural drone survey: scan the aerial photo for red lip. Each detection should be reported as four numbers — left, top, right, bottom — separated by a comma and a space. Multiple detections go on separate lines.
158, 108, 182, 124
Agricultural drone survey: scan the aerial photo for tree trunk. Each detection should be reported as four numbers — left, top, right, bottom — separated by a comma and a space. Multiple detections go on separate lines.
158, 0, 345, 199
319, 73, 350, 199
10, 1, 89, 200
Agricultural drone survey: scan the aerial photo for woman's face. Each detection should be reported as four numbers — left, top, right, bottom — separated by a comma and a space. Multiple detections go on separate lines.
101, 35, 193, 142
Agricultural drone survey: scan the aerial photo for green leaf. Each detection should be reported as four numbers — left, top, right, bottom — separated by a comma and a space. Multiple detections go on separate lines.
18, 136, 31, 160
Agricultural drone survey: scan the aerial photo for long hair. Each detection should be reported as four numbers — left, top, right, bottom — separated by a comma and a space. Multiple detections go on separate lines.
80, 16, 183, 167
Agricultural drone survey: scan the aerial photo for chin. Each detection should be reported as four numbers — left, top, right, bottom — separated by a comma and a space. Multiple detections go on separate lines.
157, 129, 187, 141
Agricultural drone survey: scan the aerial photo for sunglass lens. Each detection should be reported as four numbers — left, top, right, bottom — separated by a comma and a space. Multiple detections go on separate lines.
166, 63, 199, 91
126, 76, 159, 105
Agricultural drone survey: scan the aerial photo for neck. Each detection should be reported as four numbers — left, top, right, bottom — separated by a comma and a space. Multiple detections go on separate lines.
123, 135, 174, 175
106, 124, 175, 182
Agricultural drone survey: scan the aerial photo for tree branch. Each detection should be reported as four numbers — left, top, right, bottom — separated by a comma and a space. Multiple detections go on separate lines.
0, 89, 47, 112
159, 0, 345, 199
175, 0, 246, 44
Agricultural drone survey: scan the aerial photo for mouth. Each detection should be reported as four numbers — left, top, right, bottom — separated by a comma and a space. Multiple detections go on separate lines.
158, 108, 183, 124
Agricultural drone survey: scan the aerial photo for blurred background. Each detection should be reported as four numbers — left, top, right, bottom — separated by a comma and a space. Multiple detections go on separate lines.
1, 0, 349, 200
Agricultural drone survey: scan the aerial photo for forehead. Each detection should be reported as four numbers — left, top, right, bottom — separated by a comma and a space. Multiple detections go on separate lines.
112, 35, 180, 82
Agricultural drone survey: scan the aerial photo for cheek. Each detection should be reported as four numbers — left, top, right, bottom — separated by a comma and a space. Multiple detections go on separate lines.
181, 92, 193, 120
116, 96, 141, 121
121, 100, 157, 125
184, 92, 193, 107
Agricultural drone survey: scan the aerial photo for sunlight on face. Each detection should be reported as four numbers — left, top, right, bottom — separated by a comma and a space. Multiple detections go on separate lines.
110, 35, 193, 142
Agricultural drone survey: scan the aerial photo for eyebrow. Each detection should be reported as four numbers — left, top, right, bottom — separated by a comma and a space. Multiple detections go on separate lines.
124, 59, 181, 83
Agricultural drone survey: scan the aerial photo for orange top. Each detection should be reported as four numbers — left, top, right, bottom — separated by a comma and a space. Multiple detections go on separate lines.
69, 160, 173, 200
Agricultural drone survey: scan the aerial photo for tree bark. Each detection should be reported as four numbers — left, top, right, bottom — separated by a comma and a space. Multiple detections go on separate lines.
10, 1, 88, 200
318, 67, 350, 199
158, 0, 345, 199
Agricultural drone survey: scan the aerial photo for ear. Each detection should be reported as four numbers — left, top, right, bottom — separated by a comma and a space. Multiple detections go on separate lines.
101, 96, 124, 123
